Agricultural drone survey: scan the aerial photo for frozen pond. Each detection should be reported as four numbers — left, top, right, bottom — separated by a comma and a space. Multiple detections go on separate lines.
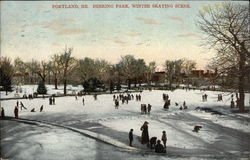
1, 87, 250, 159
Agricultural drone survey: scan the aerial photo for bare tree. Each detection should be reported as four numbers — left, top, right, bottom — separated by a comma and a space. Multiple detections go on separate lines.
164, 59, 184, 87
26, 60, 50, 83
50, 54, 61, 89
197, 3, 249, 112
147, 61, 157, 85
59, 47, 75, 95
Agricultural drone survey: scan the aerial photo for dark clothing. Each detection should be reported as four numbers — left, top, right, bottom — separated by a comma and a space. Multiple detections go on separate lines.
14, 107, 19, 118
40, 105, 43, 112
140, 124, 149, 144
1, 108, 5, 119
155, 143, 166, 153
150, 137, 157, 149
129, 131, 133, 146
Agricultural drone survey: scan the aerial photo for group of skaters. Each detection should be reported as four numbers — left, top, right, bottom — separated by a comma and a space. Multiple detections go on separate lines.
202, 94, 208, 102
49, 96, 56, 105
140, 104, 152, 114
176, 101, 188, 110
202, 92, 240, 109
230, 94, 241, 108
113, 93, 142, 109
163, 94, 171, 109
22, 93, 38, 99
217, 94, 223, 101
129, 121, 167, 153
163, 93, 188, 110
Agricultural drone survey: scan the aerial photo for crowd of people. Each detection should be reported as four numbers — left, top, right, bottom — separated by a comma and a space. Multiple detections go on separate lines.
129, 121, 167, 153
0, 89, 245, 155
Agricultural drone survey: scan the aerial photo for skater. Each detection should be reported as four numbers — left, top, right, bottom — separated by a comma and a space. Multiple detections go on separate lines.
31, 108, 35, 112
129, 129, 133, 146
193, 125, 202, 132
141, 104, 147, 114
17, 100, 19, 107
75, 95, 78, 100
1, 108, 5, 119
140, 121, 149, 145
94, 94, 97, 100
231, 99, 235, 108
161, 131, 167, 148
14, 106, 19, 118
183, 101, 187, 109
147, 104, 152, 114
49, 97, 52, 105
115, 99, 119, 109
204, 94, 208, 101
183, 101, 186, 108
155, 140, 166, 153
52, 97, 55, 105
20, 102, 27, 110
82, 97, 85, 105
40, 105, 43, 112
149, 137, 157, 149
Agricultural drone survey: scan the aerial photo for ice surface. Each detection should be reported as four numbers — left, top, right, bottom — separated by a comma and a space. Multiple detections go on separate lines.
1, 85, 250, 159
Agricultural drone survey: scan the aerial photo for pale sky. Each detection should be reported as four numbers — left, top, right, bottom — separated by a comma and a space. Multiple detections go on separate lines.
0, 1, 247, 70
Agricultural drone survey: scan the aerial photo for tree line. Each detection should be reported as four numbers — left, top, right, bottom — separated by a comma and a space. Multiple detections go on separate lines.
0, 49, 197, 95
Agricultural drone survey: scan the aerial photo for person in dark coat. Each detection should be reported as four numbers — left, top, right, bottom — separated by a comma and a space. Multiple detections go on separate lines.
115, 99, 119, 109
49, 97, 52, 105
140, 121, 149, 145
20, 101, 27, 110
231, 100, 235, 108
82, 97, 85, 105
31, 108, 35, 112
40, 105, 43, 112
52, 97, 55, 105
1, 108, 5, 119
155, 140, 166, 153
14, 106, 19, 118
147, 104, 152, 114
129, 129, 133, 146
149, 137, 157, 149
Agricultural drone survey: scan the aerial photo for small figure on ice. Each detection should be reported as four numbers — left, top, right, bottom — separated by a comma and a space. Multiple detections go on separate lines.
82, 97, 85, 105
155, 140, 166, 153
31, 108, 36, 112
147, 104, 152, 114
129, 129, 133, 146
1, 108, 5, 119
20, 101, 27, 110
193, 125, 202, 132
161, 131, 167, 148
40, 105, 43, 112
149, 137, 157, 149
14, 106, 19, 118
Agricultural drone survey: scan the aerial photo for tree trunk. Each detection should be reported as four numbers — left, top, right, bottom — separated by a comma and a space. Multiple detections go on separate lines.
238, 55, 245, 112
54, 78, 58, 89
64, 79, 67, 95
128, 79, 131, 89
134, 78, 137, 88
42, 77, 45, 84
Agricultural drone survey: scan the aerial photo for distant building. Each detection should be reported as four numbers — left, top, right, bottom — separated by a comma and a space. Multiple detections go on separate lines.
191, 69, 217, 79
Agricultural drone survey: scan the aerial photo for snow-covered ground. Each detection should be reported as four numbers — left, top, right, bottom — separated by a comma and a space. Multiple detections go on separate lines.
1, 85, 250, 159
